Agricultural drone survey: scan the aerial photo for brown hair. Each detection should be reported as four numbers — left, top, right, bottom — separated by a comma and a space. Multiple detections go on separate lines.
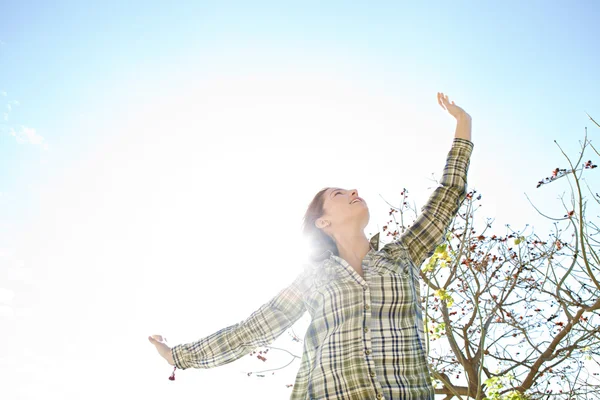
301, 187, 339, 262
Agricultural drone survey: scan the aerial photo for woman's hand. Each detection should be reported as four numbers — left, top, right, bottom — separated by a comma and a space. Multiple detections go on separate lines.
148, 334, 176, 366
438, 92, 471, 122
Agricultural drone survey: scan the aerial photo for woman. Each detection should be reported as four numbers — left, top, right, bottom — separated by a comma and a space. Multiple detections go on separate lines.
149, 92, 473, 399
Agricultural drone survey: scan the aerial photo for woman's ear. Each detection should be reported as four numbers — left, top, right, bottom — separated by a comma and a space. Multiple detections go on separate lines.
315, 218, 329, 230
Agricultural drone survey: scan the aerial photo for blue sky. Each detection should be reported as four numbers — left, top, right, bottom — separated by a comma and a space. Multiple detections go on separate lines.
1, 1, 599, 399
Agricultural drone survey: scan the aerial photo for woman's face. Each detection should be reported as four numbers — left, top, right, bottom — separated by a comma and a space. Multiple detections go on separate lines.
316, 187, 370, 233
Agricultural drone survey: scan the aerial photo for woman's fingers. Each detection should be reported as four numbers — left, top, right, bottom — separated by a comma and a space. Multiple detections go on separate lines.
437, 92, 470, 121
148, 334, 168, 344
438, 92, 453, 109
438, 92, 460, 110
437, 92, 446, 110
441, 93, 450, 105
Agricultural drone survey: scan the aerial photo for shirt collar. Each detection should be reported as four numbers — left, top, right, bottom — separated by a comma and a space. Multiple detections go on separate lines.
369, 232, 380, 251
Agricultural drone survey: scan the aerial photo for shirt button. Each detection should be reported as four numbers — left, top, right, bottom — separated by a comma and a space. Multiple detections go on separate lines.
364, 327, 369, 333
370, 371, 376, 377
365, 349, 372, 355
364, 304, 370, 310
376, 393, 384, 399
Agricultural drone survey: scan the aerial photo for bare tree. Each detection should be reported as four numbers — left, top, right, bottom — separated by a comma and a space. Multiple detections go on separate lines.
402, 115, 600, 399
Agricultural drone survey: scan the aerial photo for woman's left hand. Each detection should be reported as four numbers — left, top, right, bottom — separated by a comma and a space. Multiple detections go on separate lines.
438, 92, 471, 122
148, 334, 175, 366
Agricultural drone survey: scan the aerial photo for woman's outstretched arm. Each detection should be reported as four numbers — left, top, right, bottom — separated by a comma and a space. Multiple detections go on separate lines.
383, 93, 473, 268
149, 272, 308, 370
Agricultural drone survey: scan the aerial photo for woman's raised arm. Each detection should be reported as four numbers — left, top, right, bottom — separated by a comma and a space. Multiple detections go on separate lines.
383, 93, 474, 268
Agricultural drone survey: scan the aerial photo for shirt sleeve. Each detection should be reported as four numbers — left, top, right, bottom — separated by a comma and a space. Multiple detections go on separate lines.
171, 272, 308, 370
383, 138, 474, 268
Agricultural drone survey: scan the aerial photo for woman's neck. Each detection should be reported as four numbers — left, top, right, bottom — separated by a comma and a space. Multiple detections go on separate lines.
334, 232, 371, 275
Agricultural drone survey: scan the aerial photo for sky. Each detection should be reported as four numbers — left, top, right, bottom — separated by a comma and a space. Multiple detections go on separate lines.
1, 1, 599, 399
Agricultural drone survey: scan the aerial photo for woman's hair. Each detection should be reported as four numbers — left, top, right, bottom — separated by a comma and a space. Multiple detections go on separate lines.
302, 187, 339, 262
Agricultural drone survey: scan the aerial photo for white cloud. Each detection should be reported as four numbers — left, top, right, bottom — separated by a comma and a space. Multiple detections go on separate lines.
9, 126, 46, 147
1, 98, 19, 122
0, 248, 30, 282
0, 90, 6, 96
15, 307, 33, 318
7, 265, 31, 282
0, 288, 15, 305
0, 305, 14, 318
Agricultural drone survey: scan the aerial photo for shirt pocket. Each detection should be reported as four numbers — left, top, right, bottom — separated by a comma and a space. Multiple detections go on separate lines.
371, 252, 412, 278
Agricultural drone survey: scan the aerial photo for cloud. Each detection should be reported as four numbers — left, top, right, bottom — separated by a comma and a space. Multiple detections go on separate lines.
0, 248, 28, 320
0, 288, 15, 305
9, 125, 47, 148
7, 265, 31, 282
0, 248, 31, 282
0, 305, 14, 318
1, 95, 19, 121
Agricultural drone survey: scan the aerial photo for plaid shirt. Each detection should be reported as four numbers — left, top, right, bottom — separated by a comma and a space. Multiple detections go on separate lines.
172, 138, 474, 400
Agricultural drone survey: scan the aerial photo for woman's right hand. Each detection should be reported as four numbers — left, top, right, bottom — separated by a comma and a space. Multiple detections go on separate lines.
438, 92, 471, 122
148, 335, 175, 366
